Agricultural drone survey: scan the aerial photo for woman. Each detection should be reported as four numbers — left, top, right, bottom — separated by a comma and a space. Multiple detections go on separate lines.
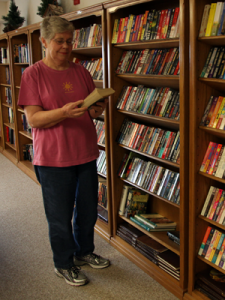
18, 16, 109, 287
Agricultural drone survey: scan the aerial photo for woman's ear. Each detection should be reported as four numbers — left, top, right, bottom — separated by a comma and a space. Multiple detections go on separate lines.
41, 37, 48, 49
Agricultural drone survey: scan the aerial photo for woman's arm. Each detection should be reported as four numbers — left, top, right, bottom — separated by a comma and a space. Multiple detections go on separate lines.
24, 100, 88, 129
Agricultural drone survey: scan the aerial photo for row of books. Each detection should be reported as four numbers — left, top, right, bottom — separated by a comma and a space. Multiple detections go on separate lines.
8, 108, 14, 124
200, 141, 225, 178
5, 67, 10, 84
5, 87, 12, 105
198, 226, 225, 269
6, 127, 15, 145
118, 152, 180, 204
200, 46, 225, 79
0, 47, 9, 64
21, 114, 32, 134
195, 269, 225, 300
112, 7, 180, 44
117, 85, 180, 119
73, 57, 103, 80
200, 95, 225, 130
22, 144, 33, 162
93, 119, 105, 145
117, 223, 180, 280
97, 150, 107, 176
199, 2, 225, 37
201, 186, 225, 224
117, 119, 180, 164
73, 24, 102, 49
116, 48, 179, 76
14, 44, 29, 64
130, 213, 177, 233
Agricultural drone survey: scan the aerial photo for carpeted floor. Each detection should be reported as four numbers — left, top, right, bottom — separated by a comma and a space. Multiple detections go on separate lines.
0, 153, 178, 300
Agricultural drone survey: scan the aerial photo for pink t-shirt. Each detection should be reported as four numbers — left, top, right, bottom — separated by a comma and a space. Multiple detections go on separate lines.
18, 60, 99, 167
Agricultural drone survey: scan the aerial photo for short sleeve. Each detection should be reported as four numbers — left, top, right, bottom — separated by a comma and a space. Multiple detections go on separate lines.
17, 65, 43, 109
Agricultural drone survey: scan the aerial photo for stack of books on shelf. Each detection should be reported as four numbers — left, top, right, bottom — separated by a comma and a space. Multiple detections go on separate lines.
93, 119, 105, 145
111, 7, 180, 44
5, 87, 12, 105
7, 108, 14, 124
116, 48, 179, 75
117, 222, 144, 247
195, 269, 225, 300
117, 85, 180, 119
157, 250, 180, 280
118, 153, 180, 204
73, 24, 102, 48
199, 2, 225, 37
0, 47, 9, 64
201, 186, 225, 224
130, 213, 177, 232
97, 177, 108, 223
13, 44, 29, 63
97, 149, 106, 175
200, 46, 225, 79
21, 114, 31, 134
117, 119, 180, 164
200, 142, 225, 179
199, 226, 225, 269
22, 144, 33, 162
200, 95, 225, 130
73, 57, 103, 80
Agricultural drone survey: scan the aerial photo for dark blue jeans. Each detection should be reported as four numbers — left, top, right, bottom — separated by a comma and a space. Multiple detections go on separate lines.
34, 160, 98, 269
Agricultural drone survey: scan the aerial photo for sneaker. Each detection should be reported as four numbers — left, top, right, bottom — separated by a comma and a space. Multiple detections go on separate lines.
74, 253, 110, 269
54, 266, 88, 286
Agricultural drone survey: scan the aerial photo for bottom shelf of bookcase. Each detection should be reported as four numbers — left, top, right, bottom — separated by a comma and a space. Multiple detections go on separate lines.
17, 160, 39, 185
2, 148, 17, 165
110, 235, 184, 300
183, 290, 211, 300
94, 218, 111, 242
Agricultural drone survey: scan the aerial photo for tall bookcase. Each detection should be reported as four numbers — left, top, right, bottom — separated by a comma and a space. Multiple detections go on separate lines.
64, 4, 112, 242
185, 1, 225, 299
104, 0, 189, 299
0, 33, 10, 154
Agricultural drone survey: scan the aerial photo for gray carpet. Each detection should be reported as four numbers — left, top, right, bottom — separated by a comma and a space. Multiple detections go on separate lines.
0, 153, 178, 300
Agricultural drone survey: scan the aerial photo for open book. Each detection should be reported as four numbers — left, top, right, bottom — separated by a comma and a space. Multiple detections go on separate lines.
80, 87, 115, 108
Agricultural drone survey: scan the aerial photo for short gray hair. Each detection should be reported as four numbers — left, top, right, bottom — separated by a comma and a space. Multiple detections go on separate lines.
40, 16, 75, 42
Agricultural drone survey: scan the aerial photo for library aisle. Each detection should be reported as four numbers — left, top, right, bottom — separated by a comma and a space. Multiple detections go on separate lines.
0, 152, 178, 300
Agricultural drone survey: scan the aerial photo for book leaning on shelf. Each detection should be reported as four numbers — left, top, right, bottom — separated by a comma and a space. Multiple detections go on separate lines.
73, 24, 102, 48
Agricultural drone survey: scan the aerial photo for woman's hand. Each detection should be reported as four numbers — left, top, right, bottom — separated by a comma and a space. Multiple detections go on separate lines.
62, 100, 88, 118
89, 99, 108, 119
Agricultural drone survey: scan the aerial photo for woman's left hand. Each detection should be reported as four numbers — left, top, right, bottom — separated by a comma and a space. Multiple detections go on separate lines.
89, 99, 108, 118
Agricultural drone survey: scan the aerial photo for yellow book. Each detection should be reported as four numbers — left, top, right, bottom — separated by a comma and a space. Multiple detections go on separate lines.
213, 96, 225, 128
112, 19, 119, 44
125, 15, 134, 43
205, 3, 217, 36
208, 231, 222, 261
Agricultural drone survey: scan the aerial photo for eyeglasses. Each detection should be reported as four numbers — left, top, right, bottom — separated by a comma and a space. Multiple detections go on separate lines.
52, 39, 75, 46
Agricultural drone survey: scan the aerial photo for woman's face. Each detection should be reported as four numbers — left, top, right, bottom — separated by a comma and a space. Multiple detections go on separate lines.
44, 31, 73, 64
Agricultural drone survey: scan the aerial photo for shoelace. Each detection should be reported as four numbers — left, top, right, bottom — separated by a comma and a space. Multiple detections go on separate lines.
70, 266, 81, 278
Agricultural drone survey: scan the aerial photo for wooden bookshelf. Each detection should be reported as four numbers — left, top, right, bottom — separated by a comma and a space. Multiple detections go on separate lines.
104, 0, 189, 299
186, 0, 225, 299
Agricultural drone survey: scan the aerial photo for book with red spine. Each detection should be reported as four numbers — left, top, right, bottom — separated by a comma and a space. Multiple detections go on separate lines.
161, 9, 171, 39
156, 9, 166, 39
169, 7, 180, 38
119, 17, 129, 43
200, 142, 216, 172
207, 144, 223, 175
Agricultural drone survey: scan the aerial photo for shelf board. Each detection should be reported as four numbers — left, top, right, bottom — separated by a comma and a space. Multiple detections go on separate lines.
4, 122, 15, 129
198, 215, 225, 231
119, 144, 180, 169
5, 141, 16, 151
117, 74, 179, 89
15, 86, 20, 89
98, 142, 105, 149
198, 36, 225, 46
113, 39, 179, 50
97, 172, 107, 178
0, 63, 9, 66
0, 83, 11, 87
19, 130, 32, 140
119, 109, 180, 130
199, 125, 225, 138
121, 178, 180, 208
198, 255, 225, 274
2, 148, 17, 164
94, 80, 103, 88
199, 171, 225, 184
72, 46, 102, 56
120, 215, 180, 255
14, 63, 29, 66
2, 103, 13, 108
199, 78, 225, 92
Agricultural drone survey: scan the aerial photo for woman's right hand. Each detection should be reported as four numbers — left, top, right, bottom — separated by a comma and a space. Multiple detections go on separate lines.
62, 100, 88, 118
